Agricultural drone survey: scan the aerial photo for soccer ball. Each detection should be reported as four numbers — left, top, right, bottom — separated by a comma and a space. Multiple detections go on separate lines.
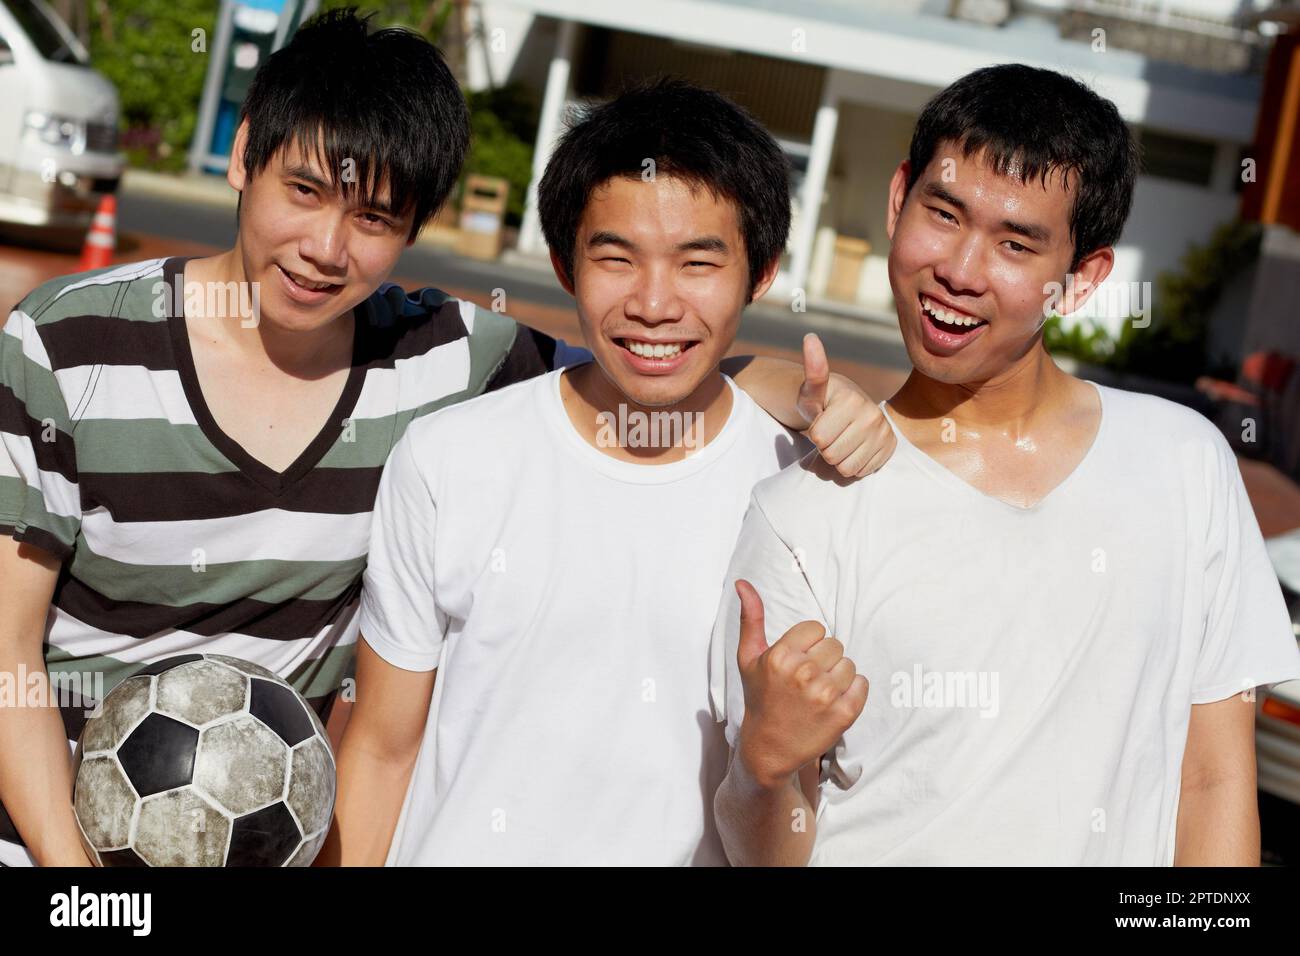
72, 654, 336, 866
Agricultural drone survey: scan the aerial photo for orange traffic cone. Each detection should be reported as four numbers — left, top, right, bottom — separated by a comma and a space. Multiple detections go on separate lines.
78, 194, 117, 271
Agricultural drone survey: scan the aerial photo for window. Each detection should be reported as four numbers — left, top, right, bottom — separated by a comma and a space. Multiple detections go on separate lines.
1138, 129, 1217, 187
1, 0, 85, 64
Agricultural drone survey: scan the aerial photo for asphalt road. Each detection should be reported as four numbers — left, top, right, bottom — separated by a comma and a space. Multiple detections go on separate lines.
112, 188, 914, 373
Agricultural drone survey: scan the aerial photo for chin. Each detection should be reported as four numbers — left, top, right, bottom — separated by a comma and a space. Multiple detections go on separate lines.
915, 362, 970, 385
900, 340, 963, 384
616, 374, 694, 408
594, 337, 716, 408
595, 365, 689, 409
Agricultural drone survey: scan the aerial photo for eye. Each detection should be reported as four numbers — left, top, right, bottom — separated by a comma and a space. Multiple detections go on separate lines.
290, 182, 314, 197
685, 261, 719, 269
931, 207, 957, 224
1004, 240, 1031, 254
359, 212, 391, 228
598, 256, 630, 264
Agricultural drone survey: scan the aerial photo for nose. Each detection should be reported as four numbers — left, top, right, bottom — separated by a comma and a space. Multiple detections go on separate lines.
625, 261, 685, 324
932, 230, 987, 299
298, 211, 350, 276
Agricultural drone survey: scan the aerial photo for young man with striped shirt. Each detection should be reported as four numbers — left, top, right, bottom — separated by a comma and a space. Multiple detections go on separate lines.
0, 12, 891, 867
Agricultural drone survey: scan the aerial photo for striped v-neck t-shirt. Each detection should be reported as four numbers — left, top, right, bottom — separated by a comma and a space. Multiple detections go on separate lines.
0, 256, 560, 856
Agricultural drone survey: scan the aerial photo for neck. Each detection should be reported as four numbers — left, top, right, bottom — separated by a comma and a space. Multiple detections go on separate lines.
560, 363, 734, 464
182, 247, 354, 377
891, 343, 1072, 435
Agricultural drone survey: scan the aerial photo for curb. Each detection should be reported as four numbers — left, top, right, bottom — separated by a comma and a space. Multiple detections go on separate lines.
121, 169, 238, 208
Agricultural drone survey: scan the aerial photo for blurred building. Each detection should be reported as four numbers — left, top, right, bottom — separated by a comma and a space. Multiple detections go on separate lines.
464, 0, 1291, 331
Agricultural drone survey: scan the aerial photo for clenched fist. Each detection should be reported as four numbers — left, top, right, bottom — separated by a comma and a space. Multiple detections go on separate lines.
734, 579, 868, 791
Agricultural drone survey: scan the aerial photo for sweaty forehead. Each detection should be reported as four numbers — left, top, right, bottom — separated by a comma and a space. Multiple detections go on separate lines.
938, 145, 1076, 201
924, 147, 1075, 229
582, 174, 741, 237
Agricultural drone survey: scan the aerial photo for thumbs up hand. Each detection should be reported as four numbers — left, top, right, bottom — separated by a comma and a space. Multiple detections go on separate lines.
795, 333, 832, 426
797, 334, 896, 479
733, 579, 869, 791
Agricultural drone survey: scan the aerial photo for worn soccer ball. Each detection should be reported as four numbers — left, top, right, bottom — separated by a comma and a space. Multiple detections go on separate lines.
72, 654, 336, 867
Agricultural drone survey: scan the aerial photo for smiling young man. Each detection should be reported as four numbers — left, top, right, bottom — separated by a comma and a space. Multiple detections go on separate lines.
326, 79, 894, 866
711, 64, 1300, 866
0, 9, 541, 868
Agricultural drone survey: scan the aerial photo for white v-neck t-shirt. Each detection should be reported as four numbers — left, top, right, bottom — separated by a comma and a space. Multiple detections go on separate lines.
710, 381, 1300, 865
360, 367, 809, 865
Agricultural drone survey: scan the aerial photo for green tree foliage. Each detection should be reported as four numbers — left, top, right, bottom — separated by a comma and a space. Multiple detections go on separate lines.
317, 0, 448, 30
1045, 219, 1262, 383
1108, 219, 1262, 383
86, 0, 538, 225
463, 84, 537, 225
86, 0, 217, 171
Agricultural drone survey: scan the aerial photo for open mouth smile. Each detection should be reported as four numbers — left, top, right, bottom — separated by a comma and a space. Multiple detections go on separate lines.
277, 264, 343, 301
919, 294, 988, 353
614, 337, 700, 374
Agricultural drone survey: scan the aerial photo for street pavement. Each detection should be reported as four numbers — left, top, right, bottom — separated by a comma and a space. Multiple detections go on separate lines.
0, 197, 912, 404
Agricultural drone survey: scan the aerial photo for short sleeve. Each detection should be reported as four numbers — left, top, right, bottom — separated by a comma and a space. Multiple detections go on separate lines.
0, 305, 80, 560
358, 429, 447, 672
1193, 435, 1300, 703
709, 494, 831, 749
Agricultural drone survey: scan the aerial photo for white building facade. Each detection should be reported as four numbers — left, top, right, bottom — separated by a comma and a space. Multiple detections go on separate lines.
465, 0, 1275, 333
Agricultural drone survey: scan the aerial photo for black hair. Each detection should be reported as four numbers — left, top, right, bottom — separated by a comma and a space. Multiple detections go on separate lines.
238, 7, 469, 240
905, 64, 1139, 271
537, 77, 791, 300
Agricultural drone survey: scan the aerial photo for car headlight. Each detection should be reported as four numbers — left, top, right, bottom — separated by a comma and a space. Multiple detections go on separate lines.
24, 112, 84, 150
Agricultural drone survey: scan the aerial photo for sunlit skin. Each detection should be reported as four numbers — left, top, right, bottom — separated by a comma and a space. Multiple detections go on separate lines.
178, 119, 415, 471
551, 174, 777, 464
883, 144, 1115, 508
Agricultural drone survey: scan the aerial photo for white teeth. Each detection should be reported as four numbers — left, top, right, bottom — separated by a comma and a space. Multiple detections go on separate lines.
923, 297, 981, 328
285, 268, 331, 291
624, 339, 684, 359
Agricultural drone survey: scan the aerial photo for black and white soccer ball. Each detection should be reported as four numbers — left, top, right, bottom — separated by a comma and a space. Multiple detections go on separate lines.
72, 654, 336, 867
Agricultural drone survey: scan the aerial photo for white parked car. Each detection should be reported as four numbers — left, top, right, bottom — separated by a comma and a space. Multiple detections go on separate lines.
0, 0, 122, 239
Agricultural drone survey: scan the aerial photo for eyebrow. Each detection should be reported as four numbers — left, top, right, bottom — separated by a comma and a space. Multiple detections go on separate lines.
588, 230, 636, 251
283, 163, 398, 216
677, 236, 729, 254
921, 181, 1052, 245
587, 231, 730, 254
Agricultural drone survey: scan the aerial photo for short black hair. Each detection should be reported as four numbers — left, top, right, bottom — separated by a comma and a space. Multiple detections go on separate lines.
538, 77, 791, 300
906, 64, 1139, 271
239, 7, 469, 240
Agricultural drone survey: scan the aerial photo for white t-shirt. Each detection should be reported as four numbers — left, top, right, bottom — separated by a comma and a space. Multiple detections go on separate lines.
710, 381, 1300, 866
360, 367, 809, 865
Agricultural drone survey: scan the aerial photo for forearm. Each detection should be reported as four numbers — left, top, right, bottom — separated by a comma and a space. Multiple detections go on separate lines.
319, 730, 418, 866
714, 754, 817, 867
1174, 777, 1259, 866
0, 648, 92, 866
722, 355, 807, 429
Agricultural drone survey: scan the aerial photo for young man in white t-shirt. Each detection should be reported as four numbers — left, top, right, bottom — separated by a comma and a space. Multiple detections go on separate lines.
711, 64, 1300, 866
325, 79, 896, 865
